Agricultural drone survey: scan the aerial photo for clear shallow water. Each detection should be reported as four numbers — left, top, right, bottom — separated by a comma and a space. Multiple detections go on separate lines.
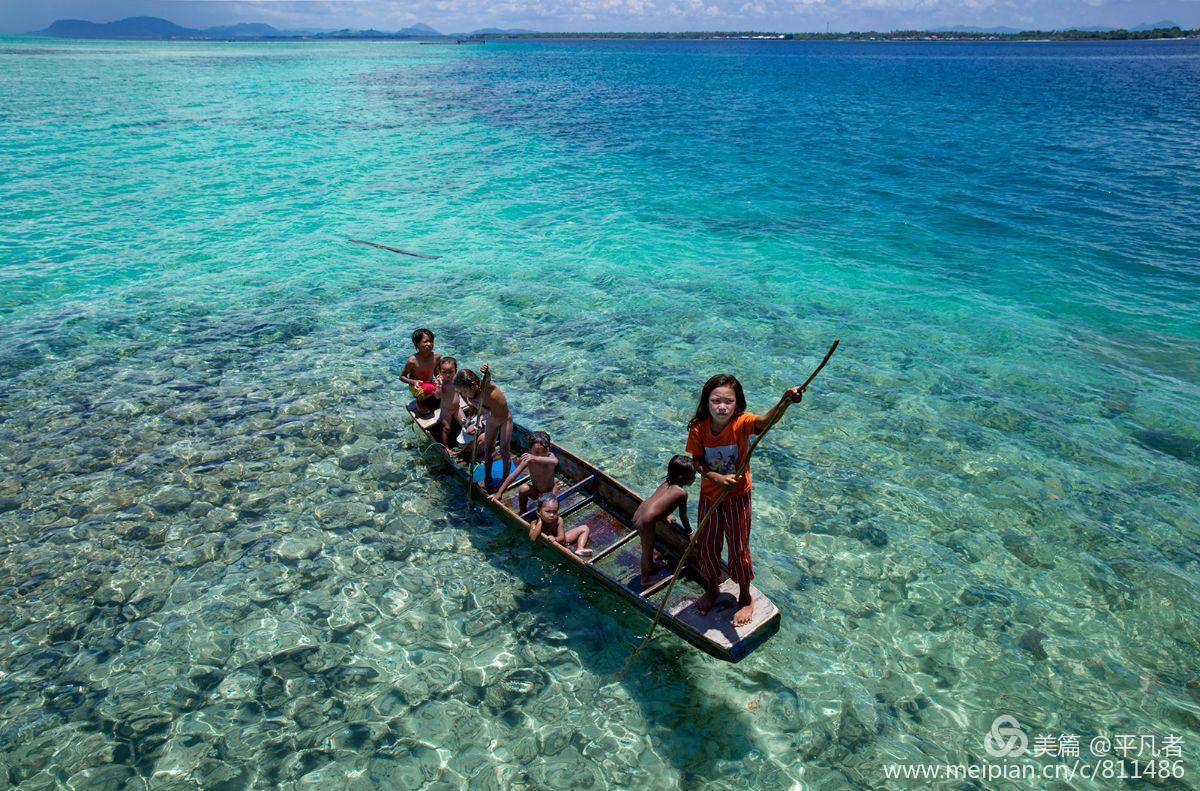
1, 36, 1198, 788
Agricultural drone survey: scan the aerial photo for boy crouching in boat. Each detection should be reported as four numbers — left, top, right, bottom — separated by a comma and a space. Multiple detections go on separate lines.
528, 493, 591, 556
453, 364, 513, 491
491, 431, 558, 513
632, 455, 695, 589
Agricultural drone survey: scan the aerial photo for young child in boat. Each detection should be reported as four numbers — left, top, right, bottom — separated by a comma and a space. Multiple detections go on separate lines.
400, 328, 440, 417
458, 402, 484, 447
686, 374, 804, 627
527, 493, 592, 556
632, 455, 696, 589
490, 431, 558, 513
453, 364, 513, 491
433, 356, 464, 448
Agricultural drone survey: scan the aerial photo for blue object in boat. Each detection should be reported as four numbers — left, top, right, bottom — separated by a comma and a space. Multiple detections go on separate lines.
472, 458, 516, 486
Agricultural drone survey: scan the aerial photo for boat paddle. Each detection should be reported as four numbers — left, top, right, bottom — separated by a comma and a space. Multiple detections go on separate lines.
465, 364, 493, 504
617, 339, 840, 676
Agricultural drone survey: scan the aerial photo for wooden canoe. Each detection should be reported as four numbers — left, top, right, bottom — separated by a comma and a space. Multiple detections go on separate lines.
408, 405, 781, 662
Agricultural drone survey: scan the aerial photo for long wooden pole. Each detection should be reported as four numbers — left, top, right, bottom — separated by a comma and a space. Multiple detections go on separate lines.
348, 238, 442, 260
465, 365, 492, 504
620, 339, 840, 672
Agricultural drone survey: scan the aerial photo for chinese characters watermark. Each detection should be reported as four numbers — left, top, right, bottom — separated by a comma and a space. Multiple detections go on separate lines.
882, 715, 1187, 783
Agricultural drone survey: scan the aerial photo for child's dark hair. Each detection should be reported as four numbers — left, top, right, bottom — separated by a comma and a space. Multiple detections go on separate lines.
412, 328, 434, 346
530, 431, 551, 449
454, 369, 480, 390
440, 356, 458, 372
667, 454, 696, 486
536, 493, 559, 512
688, 374, 747, 429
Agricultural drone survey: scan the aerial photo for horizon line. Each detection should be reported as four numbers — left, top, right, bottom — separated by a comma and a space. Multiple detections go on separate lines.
15, 15, 1200, 38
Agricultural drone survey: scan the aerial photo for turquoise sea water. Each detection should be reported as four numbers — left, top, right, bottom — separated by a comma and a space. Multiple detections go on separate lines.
1, 36, 1199, 787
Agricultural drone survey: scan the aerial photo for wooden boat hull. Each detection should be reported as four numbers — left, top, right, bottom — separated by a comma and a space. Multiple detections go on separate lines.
409, 408, 781, 662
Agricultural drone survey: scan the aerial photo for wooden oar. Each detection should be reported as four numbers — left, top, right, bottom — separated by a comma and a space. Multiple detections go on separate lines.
465, 365, 492, 504
348, 238, 442, 260
618, 339, 840, 674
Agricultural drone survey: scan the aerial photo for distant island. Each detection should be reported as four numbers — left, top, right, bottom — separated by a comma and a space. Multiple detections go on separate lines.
30, 17, 533, 41
29, 16, 1200, 42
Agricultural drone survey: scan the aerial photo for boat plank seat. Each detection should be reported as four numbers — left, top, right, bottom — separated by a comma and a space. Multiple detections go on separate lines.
498, 475, 530, 509
520, 474, 596, 520
412, 406, 442, 432
559, 494, 594, 519
564, 504, 628, 556
586, 526, 639, 565
591, 537, 650, 592
640, 572, 675, 598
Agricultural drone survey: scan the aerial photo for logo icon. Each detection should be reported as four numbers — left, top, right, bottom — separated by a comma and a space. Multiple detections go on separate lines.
984, 715, 1029, 757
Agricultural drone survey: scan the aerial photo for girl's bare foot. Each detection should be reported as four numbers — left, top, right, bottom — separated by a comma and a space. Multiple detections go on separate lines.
696, 588, 718, 615
733, 594, 755, 626
575, 547, 593, 557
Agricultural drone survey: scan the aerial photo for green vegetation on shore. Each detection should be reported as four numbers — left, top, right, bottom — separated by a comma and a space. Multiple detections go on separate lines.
484, 26, 1198, 41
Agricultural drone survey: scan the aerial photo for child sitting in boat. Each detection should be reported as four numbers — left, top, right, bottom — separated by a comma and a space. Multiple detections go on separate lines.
632, 455, 695, 589
458, 402, 484, 447
527, 493, 591, 557
490, 431, 558, 513
453, 364, 513, 491
400, 328, 440, 418
433, 356, 464, 447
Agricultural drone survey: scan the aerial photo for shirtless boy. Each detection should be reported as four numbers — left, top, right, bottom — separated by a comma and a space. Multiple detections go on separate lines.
632, 455, 696, 588
433, 356, 464, 448
491, 431, 558, 513
400, 329, 440, 417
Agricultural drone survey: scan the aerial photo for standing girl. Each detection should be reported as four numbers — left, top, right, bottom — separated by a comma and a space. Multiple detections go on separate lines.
686, 374, 804, 627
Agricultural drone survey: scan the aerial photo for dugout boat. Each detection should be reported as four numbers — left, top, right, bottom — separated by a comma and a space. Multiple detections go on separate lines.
408, 405, 781, 662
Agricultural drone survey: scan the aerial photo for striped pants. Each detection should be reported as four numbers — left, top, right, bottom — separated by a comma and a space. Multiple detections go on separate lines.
697, 490, 753, 586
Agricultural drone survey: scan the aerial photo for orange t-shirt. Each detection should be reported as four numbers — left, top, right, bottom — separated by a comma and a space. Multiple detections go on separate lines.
686, 412, 759, 501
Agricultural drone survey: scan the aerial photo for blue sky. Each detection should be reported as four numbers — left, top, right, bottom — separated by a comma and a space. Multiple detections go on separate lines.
2, 0, 1197, 34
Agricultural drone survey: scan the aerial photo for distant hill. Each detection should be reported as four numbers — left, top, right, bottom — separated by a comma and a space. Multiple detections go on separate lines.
37, 16, 203, 38
1131, 20, 1179, 31
312, 24, 443, 39
404, 23, 441, 36
35, 16, 290, 39
32, 16, 443, 40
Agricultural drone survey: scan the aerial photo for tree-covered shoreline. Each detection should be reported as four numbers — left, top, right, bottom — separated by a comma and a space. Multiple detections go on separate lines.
483, 27, 1197, 42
